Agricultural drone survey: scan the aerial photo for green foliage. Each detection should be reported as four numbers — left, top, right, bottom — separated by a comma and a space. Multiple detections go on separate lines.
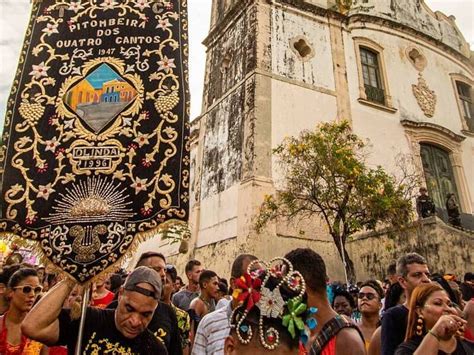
255, 121, 415, 281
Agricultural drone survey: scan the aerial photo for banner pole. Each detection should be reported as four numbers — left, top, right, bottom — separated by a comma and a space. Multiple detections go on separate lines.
75, 286, 90, 355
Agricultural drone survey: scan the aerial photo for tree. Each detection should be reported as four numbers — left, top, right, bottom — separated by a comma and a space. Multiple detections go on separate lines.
255, 121, 415, 283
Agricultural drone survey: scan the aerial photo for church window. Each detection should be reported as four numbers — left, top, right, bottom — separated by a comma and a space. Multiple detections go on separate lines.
360, 47, 385, 104
293, 39, 311, 58
289, 36, 314, 61
353, 37, 395, 112
420, 143, 460, 215
456, 81, 473, 131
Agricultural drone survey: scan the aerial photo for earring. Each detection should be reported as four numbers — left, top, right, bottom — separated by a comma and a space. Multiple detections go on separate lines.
416, 315, 424, 336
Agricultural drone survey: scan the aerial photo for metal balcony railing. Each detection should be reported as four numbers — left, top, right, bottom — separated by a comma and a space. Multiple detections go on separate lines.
364, 85, 385, 105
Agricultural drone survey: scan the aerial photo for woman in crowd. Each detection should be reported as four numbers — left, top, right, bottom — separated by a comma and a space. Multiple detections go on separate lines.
395, 283, 473, 355
332, 288, 356, 318
0, 268, 46, 354
358, 280, 383, 350
224, 257, 312, 355
90, 275, 114, 308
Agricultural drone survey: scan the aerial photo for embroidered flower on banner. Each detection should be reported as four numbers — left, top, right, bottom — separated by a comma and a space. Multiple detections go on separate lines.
257, 286, 285, 318
44, 137, 60, 153
100, 0, 117, 10
42, 23, 59, 36
131, 178, 148, 194
134, 134, 150, 147
157, 18, 172, 30
68, 1, 84, 13
37, 184, 55, 200
29, 62, 50, 80
157, 56, 176, 74
134, 0, 150, 11
64, 119, 75, 129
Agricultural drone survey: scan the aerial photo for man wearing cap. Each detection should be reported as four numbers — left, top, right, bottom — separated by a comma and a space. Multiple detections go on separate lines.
22, 266, 168, 354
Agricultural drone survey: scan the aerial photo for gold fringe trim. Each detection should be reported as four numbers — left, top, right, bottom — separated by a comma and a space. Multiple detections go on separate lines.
0, 219, 190, 287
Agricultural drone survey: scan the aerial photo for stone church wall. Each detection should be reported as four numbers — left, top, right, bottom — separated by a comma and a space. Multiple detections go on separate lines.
347, 217, 474, 280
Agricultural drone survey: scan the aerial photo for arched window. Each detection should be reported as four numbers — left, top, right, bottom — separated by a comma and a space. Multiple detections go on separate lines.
420, 144, 460, 215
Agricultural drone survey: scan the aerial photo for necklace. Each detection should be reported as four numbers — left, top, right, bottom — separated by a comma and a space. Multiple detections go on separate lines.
199, 296, 215, 312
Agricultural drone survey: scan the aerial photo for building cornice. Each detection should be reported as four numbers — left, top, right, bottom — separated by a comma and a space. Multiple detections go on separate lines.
270, 1, 472, 69
203, 0, 254, 48
347, 14, 472, 69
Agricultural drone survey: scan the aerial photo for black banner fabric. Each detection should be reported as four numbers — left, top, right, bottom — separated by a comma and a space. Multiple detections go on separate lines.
0, 0, 189, 282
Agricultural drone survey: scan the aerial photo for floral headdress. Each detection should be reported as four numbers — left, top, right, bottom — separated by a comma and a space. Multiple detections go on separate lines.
230, 257, 317, 350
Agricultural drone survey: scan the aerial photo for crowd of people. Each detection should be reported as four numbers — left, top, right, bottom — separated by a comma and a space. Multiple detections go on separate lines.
0, 249, 472, 354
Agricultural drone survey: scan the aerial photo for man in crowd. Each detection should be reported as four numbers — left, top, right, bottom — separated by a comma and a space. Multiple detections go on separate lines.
386, 262, 398, 285
108, 251, 183, 355
172, 259, 203, 311
460, 272, 474, 302
22, 267, 168, 354
189, 270, 219, 341
189, 270, 219, 317
415, 187, 436, 218
285, 248, 365, 355
192, 254, 257, 355
381, 252, 431, 355
162, 264, 191, 354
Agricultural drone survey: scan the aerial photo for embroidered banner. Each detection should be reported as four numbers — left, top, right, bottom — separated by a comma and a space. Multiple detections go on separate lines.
0, 0, 189, 282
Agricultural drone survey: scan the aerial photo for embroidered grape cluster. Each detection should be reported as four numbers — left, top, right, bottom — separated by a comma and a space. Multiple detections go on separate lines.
154, 92, 179, 113
19, 101, 44, 124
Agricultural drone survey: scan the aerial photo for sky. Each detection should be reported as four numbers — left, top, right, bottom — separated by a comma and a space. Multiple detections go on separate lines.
0, 0, 472, 123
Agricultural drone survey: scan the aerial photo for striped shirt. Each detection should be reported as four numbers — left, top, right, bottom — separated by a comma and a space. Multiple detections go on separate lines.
191, 303, 232, 355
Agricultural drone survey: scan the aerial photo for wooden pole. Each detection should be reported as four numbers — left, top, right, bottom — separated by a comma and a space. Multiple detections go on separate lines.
74, 286, 90, 355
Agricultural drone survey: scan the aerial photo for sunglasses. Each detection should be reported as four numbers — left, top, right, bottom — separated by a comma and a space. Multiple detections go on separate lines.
13, 285, 43, 295
358, 292, 377, 301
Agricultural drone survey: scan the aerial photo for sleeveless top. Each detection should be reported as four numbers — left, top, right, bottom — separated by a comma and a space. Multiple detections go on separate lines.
0, 313, 43, 355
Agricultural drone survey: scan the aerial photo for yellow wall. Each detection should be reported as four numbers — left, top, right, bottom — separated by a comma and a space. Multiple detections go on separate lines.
66, 80, 99, 110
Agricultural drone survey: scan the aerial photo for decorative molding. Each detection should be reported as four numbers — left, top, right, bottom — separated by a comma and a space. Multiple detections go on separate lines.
400, 120, 466, 143
357, 98, 398, 113
402, 119, 471, 214
406, 46, 427, 72
412, 73, 437, 118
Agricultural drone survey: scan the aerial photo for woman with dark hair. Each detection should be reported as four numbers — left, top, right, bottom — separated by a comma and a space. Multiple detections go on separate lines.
332, 289, 356, 318
384, 282, 406, 312
395, 283, 472, 355
358, 280, 383, 351
106, 273, 123, 295
224, 257, 313, 355
0, 267, 46, 354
